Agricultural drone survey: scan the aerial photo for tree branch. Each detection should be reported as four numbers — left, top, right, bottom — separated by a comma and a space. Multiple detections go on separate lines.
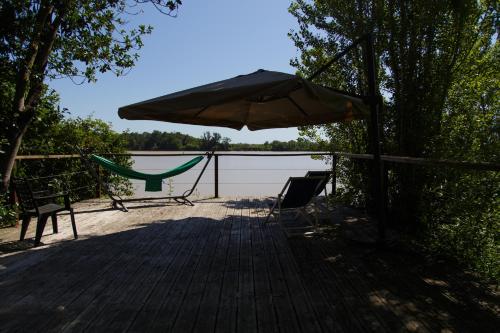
13, 1, 54, 113
26, 2, 70, 110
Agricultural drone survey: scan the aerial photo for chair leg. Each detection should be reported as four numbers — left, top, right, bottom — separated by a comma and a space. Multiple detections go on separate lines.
69, 208, 78, 239
51, 214, 58, 234
265, 202, 277, 223
34, 215, 49, 246
324, 188, 330, 211
313, 208, 319, 229
297, 209, 314, 227
278, 210, 283, 227
277, 201, 283, 227
20, 216, 31, 241
265, 211, 272, 223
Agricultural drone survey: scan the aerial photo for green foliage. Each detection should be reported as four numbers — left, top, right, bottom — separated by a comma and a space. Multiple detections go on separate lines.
0, 0, 181, 192
434, 38, 499, 163
122, 131, 321, 151
0, 0, 180, 83
0, 76, 16, 138
416, 29, 500, 280
124, 131, 203, 151
37, 116, 129, 155
0, 196, 16, 228
18, 115, 133, 200
289, 0, 499, 280
419, 169, 499, 279
200, 132, 230, 151
8, 89, 133, 201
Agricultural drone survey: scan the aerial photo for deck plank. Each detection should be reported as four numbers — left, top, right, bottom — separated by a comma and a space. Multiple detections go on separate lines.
260, 215, 303, 332
191, 201, 236, 332
214, 200, 243, 333
236, 199, 257, 333
123, 203, 213, 332
169, 201, 229, 333
79, 204, 193, 332
0, 197, 497, 333
267, 216, 323, 333
0, 205, 145, 332
53, 204, 188, 332
249, 199, 279, 333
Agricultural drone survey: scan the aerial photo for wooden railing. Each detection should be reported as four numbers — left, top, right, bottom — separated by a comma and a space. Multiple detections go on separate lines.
336, 152, 499, 171
14, 152, 337, 199
12, 151, 499, 201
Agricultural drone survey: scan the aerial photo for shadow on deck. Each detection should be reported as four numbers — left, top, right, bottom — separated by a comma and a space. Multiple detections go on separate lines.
0, 198, 497, 332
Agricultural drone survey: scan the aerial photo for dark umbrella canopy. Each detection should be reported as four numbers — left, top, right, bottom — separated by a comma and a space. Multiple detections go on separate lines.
118, 69, 369, 131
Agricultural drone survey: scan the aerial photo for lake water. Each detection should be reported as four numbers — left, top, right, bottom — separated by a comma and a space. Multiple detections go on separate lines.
130, 151, 334, 198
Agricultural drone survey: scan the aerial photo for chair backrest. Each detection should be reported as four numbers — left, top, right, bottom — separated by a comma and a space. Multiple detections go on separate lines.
280, 176, 324, 209
305, 171, 331, 196
13, 178, 36, 213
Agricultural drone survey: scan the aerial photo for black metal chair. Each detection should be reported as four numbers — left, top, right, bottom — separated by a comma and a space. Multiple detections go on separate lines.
13, 178, 77, 246
265, 176, 325, 233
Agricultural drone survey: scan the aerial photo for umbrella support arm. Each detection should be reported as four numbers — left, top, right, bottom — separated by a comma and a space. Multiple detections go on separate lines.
307, 34, 371, 82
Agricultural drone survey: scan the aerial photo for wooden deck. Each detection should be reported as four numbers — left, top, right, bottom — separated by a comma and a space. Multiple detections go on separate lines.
0, 197, 497, 332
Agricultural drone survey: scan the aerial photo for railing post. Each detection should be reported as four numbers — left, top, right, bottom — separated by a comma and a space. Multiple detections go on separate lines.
365, 33, 387, 243
331, 154, 337, 196
10, 159, 19, 227
214, 154, 219, 198
383, 161, 389, 222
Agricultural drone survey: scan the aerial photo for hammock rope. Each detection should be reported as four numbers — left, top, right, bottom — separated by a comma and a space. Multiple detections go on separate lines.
90, 154, 204, 192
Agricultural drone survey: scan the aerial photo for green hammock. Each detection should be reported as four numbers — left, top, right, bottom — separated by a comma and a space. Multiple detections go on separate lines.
90, 154, 204, 192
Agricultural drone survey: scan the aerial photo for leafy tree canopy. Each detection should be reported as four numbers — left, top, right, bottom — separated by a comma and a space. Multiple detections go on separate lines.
0, 0, 181, 191
0, 0, 181, 82
289, 0, 499, 280
122, 130, 321, 151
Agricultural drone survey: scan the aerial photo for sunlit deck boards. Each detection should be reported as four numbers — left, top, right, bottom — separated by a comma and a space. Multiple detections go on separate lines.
0, 198, 498, 332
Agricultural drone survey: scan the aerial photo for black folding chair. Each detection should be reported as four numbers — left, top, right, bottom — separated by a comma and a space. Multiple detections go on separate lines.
14, 178, 77, 246
265, 176, 325, 234
305, 170, 333, 196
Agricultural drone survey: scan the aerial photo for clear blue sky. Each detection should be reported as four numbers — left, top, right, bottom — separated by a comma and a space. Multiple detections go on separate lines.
49, 0, 301, 144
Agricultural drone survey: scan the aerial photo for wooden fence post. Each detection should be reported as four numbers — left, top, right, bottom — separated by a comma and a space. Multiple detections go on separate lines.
383, 161, 389, 224
9, 159, 19, 227
365, 33, 386, 242
332, 154, 337, 196
214, 154, 219, 198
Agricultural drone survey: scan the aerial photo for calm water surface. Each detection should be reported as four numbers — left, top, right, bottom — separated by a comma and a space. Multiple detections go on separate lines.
130, 151, 334, 198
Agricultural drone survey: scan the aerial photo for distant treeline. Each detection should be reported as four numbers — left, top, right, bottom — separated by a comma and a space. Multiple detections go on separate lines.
121, 130, 321, 151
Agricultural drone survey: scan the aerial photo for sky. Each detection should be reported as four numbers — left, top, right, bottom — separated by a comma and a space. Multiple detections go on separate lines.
49, 0, 302, 144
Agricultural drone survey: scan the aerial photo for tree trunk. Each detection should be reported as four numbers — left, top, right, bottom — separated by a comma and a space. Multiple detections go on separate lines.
1, 111, 34, 193
1, 3, 65, 194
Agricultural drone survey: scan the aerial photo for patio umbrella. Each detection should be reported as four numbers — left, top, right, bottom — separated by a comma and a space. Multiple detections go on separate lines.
117, 34, 386, 243
118, 69, 369, 130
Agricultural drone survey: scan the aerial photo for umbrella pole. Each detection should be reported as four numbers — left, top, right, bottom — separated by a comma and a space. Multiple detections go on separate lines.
365, 33, 386, 243
308, 33, 387, 243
